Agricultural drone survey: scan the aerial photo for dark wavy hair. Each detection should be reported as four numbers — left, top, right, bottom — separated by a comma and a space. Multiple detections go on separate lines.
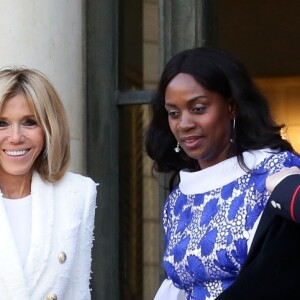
145, 47, 295, 190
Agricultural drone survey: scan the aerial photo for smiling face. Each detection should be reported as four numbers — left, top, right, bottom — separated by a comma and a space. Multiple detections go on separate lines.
0, 94, 45, 180
165, 73, 234, 169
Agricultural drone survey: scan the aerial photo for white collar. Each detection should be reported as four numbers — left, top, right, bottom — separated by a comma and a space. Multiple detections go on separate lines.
179, 148, 276, 194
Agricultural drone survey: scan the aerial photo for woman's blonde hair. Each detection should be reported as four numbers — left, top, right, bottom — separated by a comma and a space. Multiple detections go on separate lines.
0, 67, 70, 182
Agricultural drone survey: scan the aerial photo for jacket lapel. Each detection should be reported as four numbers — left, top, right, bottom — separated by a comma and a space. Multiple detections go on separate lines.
23, 172, 54, 293
0, 195, 29, 299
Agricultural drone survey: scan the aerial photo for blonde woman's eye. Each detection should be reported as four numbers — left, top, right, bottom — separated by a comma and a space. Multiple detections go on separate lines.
23, 119, 38, 126
0, 120, 8, 127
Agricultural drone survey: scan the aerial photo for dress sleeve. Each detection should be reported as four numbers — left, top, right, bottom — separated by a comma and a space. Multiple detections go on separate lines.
154, 279, 186, 300
272, 151, 300, 173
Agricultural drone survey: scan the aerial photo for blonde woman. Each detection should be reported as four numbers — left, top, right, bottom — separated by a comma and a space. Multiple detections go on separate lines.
0, 68, 97, 300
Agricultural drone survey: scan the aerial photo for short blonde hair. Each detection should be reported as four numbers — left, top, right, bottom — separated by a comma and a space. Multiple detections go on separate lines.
0, 67, 70, 182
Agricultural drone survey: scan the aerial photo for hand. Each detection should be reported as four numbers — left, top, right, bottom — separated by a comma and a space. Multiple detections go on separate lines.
266, 166, 300, 192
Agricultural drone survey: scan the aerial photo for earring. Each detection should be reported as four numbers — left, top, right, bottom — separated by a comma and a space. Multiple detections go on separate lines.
230, 117, 236, 143
174, 142, 180, 153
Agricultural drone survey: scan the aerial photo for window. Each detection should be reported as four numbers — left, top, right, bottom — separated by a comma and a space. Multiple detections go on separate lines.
209, 0, 300, 151
118, 0, 160, 299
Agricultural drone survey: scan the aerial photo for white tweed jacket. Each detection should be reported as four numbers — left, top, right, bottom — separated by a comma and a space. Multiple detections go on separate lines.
0, 171, 97, 300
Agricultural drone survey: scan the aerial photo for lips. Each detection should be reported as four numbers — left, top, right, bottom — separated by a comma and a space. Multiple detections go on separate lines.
180, 136, 204, 149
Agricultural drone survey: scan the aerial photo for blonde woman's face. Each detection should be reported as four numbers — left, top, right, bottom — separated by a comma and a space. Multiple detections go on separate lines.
0, 94, 45, 179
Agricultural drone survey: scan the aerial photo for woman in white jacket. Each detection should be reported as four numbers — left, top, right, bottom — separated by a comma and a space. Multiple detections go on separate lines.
0, 68, 97, 300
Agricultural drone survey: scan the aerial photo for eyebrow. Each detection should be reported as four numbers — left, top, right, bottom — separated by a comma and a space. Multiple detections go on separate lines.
0, 114, 36, 120
165, 95, 207, 107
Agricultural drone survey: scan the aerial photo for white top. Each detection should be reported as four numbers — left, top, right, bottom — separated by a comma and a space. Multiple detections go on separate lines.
3, 195, 32, 267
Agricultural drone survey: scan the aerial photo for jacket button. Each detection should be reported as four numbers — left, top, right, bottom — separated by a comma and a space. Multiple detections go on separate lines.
58, 251, 67, 264
46, 293, 57, 300
271, 200, 281, 210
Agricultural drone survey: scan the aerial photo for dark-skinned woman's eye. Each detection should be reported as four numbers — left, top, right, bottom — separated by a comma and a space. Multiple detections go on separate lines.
193, 105, 206, 113
168, 111, 180, 118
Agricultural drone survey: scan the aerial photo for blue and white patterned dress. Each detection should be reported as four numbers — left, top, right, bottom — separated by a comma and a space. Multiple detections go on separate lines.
154, 149, 300, 300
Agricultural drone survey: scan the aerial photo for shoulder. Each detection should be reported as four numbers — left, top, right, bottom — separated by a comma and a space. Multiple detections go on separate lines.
51, 172, 98, 209
32, 171, 98, 192
249, 149, 300, 167
55, 172, 97, 191
266, 150, 300, 166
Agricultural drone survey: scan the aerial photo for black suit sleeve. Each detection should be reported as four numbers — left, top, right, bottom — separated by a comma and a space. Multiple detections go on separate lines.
268, 174, 300, 223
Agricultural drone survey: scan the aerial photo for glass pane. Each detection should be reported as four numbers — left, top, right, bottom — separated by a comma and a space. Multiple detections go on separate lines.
119, 104, 160, 300
118, 0, 159, 299
209, 0, 300, 152
119, 0, 159, 91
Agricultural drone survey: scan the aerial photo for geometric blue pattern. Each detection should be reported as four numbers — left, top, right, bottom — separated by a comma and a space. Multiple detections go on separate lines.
163, 151, 300, 299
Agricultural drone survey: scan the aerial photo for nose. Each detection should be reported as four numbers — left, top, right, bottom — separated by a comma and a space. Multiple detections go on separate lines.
7, 125, 25, 143
178, 112, 195, 130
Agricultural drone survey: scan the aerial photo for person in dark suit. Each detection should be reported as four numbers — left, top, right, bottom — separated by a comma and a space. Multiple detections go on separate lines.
0, 68, 97, 300
145, 47, 300, 300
